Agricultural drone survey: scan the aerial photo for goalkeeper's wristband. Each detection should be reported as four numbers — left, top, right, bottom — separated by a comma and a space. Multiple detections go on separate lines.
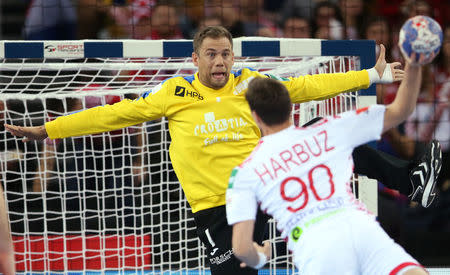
368, 68, 380, 85
250, 252, 267, 269
368, 65, 394, 85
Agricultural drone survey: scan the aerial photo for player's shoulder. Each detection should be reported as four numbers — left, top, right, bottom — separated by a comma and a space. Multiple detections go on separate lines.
228, 163, 257, 188
238, 140, 265, 169
141, 75, 195, 97
231, 67, 262, 79
346, 104, 385, 118
318, 104, 385, 130
163, 75, 195, 86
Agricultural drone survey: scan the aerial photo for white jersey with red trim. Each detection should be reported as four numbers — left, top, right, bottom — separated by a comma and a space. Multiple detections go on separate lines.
226, 104, 423, 274
226, 104, 385, 241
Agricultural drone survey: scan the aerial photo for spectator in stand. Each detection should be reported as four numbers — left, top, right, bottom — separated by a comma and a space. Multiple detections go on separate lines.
435, 25, 450, 88
109, 1, 184, 39
376, 0, 449, 28
148, 3, 184, 39
77, 0, 111, 39
338, 0, 370, 39
23, 0, 77, 40
279, 0, 326, 21
400, 0, 434, 21
282, 15, 311, 38
198, 16, 222, 30
233, 0, 281, 37
311, 1, 344, 40
204, 0, 241, 37
179, 0, 206, 38
107, 0, 154, 39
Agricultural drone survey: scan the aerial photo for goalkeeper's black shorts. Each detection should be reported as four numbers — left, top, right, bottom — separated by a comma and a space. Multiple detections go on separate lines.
193, 205, 270, 275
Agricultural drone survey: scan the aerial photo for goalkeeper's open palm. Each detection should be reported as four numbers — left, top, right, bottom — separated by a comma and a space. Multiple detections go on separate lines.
4, 124, 48, 142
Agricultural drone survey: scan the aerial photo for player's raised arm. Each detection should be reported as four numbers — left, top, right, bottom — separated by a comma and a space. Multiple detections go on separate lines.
382, 52, 435, 133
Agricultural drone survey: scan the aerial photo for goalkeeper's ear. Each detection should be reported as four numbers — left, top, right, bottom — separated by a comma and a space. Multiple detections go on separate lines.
192, 51, 199, 67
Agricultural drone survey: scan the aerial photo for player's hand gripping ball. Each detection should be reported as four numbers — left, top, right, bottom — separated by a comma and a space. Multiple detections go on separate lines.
399, 15, 443, 65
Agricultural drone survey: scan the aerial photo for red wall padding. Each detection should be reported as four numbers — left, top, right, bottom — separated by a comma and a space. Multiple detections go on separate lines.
12, 235, 151, 271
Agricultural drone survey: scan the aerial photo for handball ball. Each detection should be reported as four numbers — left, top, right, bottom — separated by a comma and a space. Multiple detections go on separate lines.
399, 15, 443, 64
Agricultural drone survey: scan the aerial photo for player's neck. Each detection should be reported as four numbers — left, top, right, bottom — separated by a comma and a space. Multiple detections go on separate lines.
261, 120, 292, 137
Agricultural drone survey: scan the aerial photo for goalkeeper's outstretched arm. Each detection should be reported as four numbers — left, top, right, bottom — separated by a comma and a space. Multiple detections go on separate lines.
3, 124, 47, 143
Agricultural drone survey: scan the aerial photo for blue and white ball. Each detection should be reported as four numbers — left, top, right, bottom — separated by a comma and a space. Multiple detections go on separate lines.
399, 15, 443, 64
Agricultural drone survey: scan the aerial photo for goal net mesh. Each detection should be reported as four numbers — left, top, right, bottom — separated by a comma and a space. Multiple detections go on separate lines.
0, 39, 375, 274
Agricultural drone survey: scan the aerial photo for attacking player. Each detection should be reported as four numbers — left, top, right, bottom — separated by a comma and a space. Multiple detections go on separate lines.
0, 185, 15, 275
3, 26, 440, 274
226, 53, 439, 273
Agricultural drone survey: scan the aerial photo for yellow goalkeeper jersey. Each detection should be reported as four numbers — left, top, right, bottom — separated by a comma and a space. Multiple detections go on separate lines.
45, 68, 369, 213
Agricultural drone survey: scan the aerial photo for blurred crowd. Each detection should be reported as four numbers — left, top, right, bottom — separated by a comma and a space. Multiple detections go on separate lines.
1, 0, 449, 266
20, 0, 449, 42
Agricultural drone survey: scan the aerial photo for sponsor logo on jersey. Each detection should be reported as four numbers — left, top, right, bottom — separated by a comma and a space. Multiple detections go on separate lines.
174, 86, 185, 97
194, 112, 247, 146
175, 86, 203, 100
291, 226, 302, 242
288, 207, 346, 242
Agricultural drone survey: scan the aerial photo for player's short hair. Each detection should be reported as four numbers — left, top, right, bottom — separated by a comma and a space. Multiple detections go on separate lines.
193, 26, 233, 54
246, 77, 292, 126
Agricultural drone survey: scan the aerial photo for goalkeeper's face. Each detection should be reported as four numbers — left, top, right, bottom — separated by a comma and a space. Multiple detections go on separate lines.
193, 37, 234, 89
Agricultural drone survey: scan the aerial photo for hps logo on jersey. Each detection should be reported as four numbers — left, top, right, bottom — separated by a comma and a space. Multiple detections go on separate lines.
174, 86, 186, 97
175, 86, 203, 100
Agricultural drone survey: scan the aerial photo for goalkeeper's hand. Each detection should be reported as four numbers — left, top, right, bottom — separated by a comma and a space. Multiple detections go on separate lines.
4, 124, 48, 142
372, 44, 404, 83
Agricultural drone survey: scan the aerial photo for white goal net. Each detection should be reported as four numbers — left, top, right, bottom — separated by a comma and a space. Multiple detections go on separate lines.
0, 38, 376, 274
